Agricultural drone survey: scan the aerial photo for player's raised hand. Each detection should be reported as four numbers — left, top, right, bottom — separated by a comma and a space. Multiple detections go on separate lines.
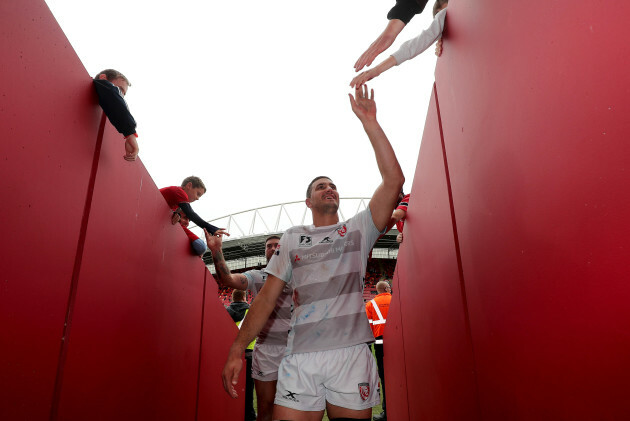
203, 228, 224, 252
349, 84, 377, 123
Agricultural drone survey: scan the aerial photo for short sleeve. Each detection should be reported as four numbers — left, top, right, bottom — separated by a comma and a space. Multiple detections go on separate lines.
353, 208, 385, 253
264, 232, 293, 285
396, 194, 410, 212
159, 186, 190, 209
172, 189, 189, 204
243, 271, 256, 294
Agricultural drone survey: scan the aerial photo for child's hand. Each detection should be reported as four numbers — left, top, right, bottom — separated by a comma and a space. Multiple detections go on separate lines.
171, 212, 181, 225
435, 38, 443, 57
354, 19, 405, 72
124, 134, 139, 161
350, 69, 379, 89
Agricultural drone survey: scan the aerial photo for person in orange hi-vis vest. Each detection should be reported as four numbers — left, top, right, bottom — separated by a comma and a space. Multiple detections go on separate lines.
365, 280, 392, 421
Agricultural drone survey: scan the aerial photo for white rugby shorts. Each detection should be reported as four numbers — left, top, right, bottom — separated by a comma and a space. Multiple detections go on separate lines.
274, 343, 379, 411
251, 343, 286, 381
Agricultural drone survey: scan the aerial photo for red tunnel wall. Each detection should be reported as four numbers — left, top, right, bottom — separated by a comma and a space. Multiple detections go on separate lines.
388, 0, 630, 419
0, 1, 243, 419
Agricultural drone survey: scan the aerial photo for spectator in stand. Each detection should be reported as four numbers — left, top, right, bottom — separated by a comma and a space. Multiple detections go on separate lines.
160, 176, 229, 238
366, 280, 393, 421
354, 0, 430, 72
206, 233, 290, 421
177, 211, 207, 256
351, 0, 448, 88
93, 69, 140, 161
227, 289, 257, 421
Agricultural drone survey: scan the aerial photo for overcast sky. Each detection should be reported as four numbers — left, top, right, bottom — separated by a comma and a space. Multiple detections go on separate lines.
45, 0, 439, 227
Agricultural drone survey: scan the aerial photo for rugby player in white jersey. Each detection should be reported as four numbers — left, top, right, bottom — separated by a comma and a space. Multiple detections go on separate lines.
222, 84, 404, 421
206, 233, 291, 421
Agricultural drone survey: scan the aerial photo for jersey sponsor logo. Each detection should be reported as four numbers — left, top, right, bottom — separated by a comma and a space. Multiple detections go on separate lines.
319, 236, 333, 244
337, 225, 347, 237
358, 382, 370, 401
282, 390, 300, 402
298, 235, 312, 247
294, 254, 301, 262
299, 239, 356, 261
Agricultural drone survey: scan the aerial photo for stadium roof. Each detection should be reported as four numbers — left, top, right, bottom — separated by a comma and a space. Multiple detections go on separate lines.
197, 198, 400, 267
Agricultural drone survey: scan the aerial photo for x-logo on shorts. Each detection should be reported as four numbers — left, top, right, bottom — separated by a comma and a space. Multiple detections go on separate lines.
252, 343, 286, 381
274, 343, 380, 411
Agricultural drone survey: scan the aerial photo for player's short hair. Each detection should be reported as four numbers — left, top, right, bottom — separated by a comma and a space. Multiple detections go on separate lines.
181, 176, 206, 192
232, 289, 246, 302
433, 0, 448, 17
265, 235, 281, 244
306, 176, 333, 198
95, 69, 131, 86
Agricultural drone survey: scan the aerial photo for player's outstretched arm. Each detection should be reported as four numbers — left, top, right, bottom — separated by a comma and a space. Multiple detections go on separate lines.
222, 275, 285, 398
204, 229, 247, 290
349, 85, 404, 231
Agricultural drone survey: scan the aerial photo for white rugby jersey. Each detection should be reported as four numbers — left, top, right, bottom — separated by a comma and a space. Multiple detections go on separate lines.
243, 269, 293, 346
265, 208, 383, 355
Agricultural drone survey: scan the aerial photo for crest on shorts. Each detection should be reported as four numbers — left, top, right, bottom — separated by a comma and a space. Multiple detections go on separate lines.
358, 382, 370, 401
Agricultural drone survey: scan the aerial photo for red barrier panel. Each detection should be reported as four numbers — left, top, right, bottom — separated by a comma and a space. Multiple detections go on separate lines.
0, 1, 102, 418
197, 270, 246, 420
0, 1, 242, 419
435, 1, 630, 418
382, 271, 410, 421
55, 124, 208, 420
388, 0, 630, 419
387, 87, 479, 420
